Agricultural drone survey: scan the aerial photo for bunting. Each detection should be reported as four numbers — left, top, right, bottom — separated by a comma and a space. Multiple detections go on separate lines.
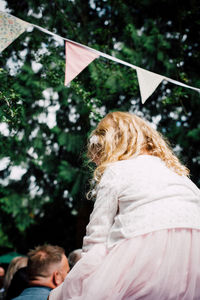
136, 68, 164, 104
0, 11, 200, 104
0, 11, 30, 53
65, 41, 99, 86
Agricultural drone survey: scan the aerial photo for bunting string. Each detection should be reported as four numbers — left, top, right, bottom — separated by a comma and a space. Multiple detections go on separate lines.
0, 11, 200, 103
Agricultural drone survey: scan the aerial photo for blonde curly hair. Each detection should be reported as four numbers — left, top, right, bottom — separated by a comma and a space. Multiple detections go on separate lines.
87, 111, 189, 182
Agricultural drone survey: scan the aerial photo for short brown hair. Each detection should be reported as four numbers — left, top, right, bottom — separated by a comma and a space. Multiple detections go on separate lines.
27, 244, 65, 279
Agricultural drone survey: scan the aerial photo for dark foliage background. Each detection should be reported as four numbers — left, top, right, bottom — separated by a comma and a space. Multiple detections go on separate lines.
0, 0, 199, 254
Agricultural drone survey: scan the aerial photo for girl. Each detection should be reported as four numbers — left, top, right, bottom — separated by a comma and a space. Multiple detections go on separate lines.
50, 111, 200, 300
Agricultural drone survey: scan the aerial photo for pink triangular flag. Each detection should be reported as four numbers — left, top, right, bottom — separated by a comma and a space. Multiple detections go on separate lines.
136, 68, 164, 104
65, 41, 99, 85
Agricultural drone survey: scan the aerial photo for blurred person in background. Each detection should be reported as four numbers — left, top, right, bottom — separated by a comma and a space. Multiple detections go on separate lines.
5, 267, 28, 300
68, 249, 82, 269
4, 257, 28, 298
0, 266, 5, 300
12, 244, 69, 300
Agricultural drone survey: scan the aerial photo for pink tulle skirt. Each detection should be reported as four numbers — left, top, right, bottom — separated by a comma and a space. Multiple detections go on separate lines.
50, 229, 200, 300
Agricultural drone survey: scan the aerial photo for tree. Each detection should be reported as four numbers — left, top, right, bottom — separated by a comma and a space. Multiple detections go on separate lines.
0, 0, 199, 253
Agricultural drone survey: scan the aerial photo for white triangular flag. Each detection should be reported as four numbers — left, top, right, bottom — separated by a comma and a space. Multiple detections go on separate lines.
136, 68, 164, 104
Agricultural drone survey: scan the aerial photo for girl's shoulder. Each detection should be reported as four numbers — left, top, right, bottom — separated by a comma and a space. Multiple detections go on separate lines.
107, 155, 176, 183
108, 155, 162, 171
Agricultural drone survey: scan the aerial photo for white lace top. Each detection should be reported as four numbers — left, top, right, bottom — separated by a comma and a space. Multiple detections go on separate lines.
82, 155, 200, 252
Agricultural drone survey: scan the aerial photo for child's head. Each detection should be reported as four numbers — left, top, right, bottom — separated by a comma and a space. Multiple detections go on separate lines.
88, 111, 189, 181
